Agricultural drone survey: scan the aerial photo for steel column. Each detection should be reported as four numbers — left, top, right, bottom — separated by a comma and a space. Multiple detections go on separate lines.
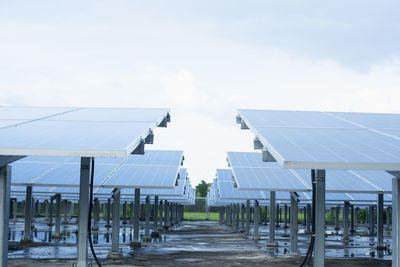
110, 189, 121, 255
393, 177, 400, 267
23, 185, 33, 242
55, 195, 61, 238
154, 196, 159, 229
133, 188, 140, 244
236, 204, 240, 228
314, 170, 326, 267
369, 205, 375, 235
164, 200, 169, 227
144, 196, 150, 240
246, 200, 250, 233
343, 202, 349, 241
77, 157, 91, 267
13, 199, 18, 221
268, 191, 276, 245
335, 205, 340, 231
350, 205, 355, 234
290, 192, 298, 255
0, 165, 11, 267
122, 201, 127, 224
159, 200, 163, 227
254, 200, 259, 238
355, 207, 359, 227
240, 204, 245, 230
284, 204, 288, 228
105, 198, 111, 228
377, 193, 384, 249
387, 207, 392, 231
306, 204, 311, 234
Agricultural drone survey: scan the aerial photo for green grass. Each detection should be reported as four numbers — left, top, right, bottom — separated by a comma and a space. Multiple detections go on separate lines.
184, 212, 219, 221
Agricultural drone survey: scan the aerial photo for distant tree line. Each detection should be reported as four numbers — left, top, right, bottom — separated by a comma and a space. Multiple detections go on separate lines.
195, 180, 211, 197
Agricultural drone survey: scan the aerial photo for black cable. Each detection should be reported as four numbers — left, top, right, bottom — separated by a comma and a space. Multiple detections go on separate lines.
88, 157, 102, 267
300, 170, 316, 267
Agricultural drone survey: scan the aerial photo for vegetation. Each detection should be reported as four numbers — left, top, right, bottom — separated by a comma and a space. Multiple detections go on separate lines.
184, 212, 219, 221
195, 180, 212, 197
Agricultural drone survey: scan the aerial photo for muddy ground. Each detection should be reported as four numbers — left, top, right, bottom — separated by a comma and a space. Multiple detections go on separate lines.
8, 221, 391, 266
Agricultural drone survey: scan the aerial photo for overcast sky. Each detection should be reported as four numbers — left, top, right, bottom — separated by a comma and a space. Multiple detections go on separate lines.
1, 1, 399, 185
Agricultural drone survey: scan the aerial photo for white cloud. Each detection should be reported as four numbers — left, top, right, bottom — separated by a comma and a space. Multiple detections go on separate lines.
1, 1, 400, 186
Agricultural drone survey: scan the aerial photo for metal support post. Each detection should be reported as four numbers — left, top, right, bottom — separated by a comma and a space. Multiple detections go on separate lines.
387, 207, 392, 231
283, 204, 288, 228
355, 207, 359, 228
330, 207, 334, 224
369, 205, 375, 235
154, 196, 159, 229
276, 203, 280, 227
236, 204, 240, 228
76, 157, 91, 267
63, 199, 68, 224
159, 200, 163, 227
303, 206, 306, 226
245, 200, 250, 233
13, 199, 18, 221
55, 195, 61, 238
268, 191, 276, 246
108, 188, 121, 258
265, 206, 268, 225
231, 205, 234, 226
92, 198, 99, 230
377, 193, 384, 251
34, 200, 39, 218
335, 205, 340, 231
122, 201, 127, 224
48, 197, 54, 226
132, 188, 141, 247
129, 201, 134, 225
164, 200, 169, 227
254, 200, 259, 238
306, 204, 312, 234
314, 169, 326, 267
23, 185, 33, 242
343, 201, 349, 241
144, 196, 151, 241
241, 204, 245, 230
0, 165, 11, 267
393, 177, 400, 267
70, 201, 74, 219
350, 205, 355, 234
105, 198, 111, 228
290, 192, 298, 255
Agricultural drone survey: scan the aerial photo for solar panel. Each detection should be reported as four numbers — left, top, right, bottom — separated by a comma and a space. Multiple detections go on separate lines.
10, 150, 182, 189
0, 107, 170, 158
125, 150, 184, 166
238, 109, 400, 170
232, 166, 310, 192
228, 152, 390, 193
216, 169, 266, 200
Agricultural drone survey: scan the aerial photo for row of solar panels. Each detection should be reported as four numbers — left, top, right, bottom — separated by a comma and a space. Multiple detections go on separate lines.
9, 150, 195, 205
208, 151, 392, 207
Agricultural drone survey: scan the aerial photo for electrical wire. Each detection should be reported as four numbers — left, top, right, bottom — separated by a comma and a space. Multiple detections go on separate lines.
88, 157, 102, 267
300, 169, 316, 267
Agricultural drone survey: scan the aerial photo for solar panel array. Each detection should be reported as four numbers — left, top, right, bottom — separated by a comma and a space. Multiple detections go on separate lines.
228, 152, 392, 194
11, 150, 183, 189
0, 106, 169, 158
237, 109, 400, 170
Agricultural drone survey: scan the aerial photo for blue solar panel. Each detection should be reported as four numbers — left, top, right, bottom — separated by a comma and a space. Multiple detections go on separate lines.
238, 109, 400, 170
0, 107, 169, 157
